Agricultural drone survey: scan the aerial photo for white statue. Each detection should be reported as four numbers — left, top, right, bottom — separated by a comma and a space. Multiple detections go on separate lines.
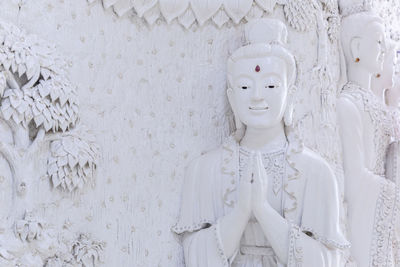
384, 48, 400, 265
337, 0, 400, 265
173, 18, 348, 267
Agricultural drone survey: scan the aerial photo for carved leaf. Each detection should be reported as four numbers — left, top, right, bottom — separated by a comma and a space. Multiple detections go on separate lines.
143, 4, 161, 25
48, 130, 99, 192
223, 0, 253, 24
212, 9, 230, 28
191, 0, 223, 26
102, 0, 119, 9
255, 0, 277, 13
113, 0, 135, 16
132, 0, 158, 17
283, 0, 319, 31
178, 7, 196, 29
159, 0, 189, 24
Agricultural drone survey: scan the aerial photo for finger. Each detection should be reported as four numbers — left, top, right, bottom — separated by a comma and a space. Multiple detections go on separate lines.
242, 156, 254, 184
253, 156, 262, 187
256, 152, 268, 179
251, 152, 257, 183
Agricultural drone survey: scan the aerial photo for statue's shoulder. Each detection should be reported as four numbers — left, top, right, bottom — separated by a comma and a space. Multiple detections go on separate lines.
185, 145, 226, 173
185, 137, 236, 178
290, 147, 336, 183
337, 93, 364, 125
338, 92, 362, 111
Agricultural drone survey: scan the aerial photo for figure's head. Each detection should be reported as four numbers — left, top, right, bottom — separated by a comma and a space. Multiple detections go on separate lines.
341, 12, 385, 75
227, 19, 296, 134
372, 39, 398, 94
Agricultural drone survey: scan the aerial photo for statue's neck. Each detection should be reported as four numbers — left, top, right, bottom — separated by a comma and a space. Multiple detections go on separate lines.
375, 87, 386, 105
347, 64, 372, 91
240, 121, 286, 151
371, 81, 387, 105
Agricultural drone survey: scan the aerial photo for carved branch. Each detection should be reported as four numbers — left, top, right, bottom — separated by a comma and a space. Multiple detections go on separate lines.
4, 70, 20, 90
0, 116, 29, 150
315, 11, 328, 67
28, 127, 45, 155
43, 131, 62, 143
0, 140, 17, 166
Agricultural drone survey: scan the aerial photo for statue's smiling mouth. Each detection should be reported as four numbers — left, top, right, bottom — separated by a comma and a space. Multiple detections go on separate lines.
249, 106, 269, 110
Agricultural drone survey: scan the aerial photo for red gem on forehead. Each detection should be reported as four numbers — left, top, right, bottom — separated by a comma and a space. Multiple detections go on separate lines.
255, 65, 261, 72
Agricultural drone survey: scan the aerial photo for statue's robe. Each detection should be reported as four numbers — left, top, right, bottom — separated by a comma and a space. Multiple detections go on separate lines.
338, 83, 400, 267
173, 137, 349, 267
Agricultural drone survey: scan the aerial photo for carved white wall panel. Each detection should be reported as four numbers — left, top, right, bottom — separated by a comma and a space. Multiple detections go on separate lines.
0, 0, 397, 266
88, 0, 339, 31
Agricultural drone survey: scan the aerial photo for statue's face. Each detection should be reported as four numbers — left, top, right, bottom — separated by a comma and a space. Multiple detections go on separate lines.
229, 56, 288, 129
356, 21, 385, 74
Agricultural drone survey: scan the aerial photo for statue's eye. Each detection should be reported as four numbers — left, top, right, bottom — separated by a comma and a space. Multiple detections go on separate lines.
241, 86, 248, 90
266, 85, 276, 89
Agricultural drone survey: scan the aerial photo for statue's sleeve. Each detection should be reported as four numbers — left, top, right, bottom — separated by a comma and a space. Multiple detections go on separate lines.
172, 150, 233, 267
286, 152, 349, 266
337, 96, 399, 264
385, 141, 400, 263
287, 224, 342, 266
181, 223, 230, 267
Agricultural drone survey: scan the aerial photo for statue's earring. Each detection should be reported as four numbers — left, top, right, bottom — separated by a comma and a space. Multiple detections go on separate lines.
355, 57, 360, 63
376, 73, 381, 78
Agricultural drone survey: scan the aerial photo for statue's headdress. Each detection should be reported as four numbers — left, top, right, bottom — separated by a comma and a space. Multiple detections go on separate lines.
244, 18, 288, 46
228, 19, 296, 86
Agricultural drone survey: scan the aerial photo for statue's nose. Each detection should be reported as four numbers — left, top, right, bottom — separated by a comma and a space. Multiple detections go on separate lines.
251, 84, 263, 101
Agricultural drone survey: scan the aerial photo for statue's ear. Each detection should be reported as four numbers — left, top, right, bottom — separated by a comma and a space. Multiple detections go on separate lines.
227, 88, 245, 140
284, 85, 296, 127
350, 37, 361, 62
227, 88, 235, 110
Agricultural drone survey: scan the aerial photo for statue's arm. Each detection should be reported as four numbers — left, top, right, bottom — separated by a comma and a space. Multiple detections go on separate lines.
175, 154, 251, 266
337, 96, 392, 265
181, 209, 248, 267
253, 202, 338, 265
252, 154, 346, 266
337, 96, 384, 198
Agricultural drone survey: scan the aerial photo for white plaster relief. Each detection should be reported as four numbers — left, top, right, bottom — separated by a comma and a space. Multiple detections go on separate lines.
0, 21, 99, 202
0, 0, 396, 266
88, 0, 339, 32
48, 128, 99, 192
0, 16, 103, 267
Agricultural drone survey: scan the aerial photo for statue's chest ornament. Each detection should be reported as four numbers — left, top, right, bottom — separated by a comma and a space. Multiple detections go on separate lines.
238, 146, 287, 196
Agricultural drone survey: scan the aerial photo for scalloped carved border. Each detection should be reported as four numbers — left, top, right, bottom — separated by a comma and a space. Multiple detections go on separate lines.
88, 0, 297, 29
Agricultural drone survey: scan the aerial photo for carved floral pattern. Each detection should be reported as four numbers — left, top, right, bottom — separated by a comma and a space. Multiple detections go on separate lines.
72, 234, 105, 267
342, 82, 393, 176
88, 0, 336, 31
15, 211, 43, 242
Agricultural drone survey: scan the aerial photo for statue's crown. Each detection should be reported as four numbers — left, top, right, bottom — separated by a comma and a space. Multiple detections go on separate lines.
245, 18, 288, 46
338, 0, 373, 17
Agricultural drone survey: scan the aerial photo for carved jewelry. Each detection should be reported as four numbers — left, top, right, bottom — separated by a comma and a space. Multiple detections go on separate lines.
355, 58, 360, 63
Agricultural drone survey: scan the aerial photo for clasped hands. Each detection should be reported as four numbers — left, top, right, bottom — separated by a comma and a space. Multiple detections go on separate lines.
237, 152, 270, 220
